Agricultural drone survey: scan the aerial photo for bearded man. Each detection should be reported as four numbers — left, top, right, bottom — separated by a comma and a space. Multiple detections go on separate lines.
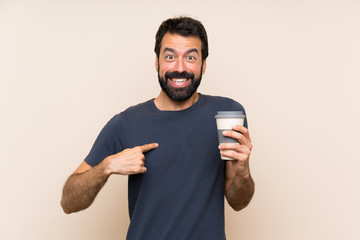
61, 16, 255, 240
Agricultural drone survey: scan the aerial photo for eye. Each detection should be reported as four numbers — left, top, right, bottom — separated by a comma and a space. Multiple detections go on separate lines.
165, 54, 175, 60
186, 55, 196, 61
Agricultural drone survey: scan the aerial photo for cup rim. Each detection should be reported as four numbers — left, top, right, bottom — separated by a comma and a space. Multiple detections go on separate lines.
215, 111, 245, 118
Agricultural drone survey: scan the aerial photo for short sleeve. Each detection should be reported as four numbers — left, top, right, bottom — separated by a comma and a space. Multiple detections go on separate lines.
84, 114, 124, 167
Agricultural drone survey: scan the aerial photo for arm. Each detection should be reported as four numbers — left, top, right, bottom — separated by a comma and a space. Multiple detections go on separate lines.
60, 143, 158, 214
60, 160, 109, 214
219, 125, 255, 211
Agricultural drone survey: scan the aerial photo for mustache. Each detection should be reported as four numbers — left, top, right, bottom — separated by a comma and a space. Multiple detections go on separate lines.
165, 71, 194, 80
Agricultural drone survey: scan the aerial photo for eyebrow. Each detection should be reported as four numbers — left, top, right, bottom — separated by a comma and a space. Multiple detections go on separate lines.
163, 47, 199, 55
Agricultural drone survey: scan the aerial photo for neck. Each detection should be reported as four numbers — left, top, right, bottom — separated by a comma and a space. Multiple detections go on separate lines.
154, 91, 200, 111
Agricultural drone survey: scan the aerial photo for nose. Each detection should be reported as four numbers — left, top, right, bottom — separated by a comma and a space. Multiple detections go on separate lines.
174, 59, 185, 72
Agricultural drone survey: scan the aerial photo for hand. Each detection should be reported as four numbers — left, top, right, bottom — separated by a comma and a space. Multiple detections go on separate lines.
218, 125, 253, 177
104, 143, 159, 175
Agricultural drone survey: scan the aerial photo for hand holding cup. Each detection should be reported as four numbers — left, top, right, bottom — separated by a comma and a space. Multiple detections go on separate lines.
215, 111, 245, 160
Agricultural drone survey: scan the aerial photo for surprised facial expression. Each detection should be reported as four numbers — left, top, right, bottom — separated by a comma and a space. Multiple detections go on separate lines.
156, 33, 206, 102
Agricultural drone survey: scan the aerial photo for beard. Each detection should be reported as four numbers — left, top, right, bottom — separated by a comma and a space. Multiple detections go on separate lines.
157, 65, 203, 102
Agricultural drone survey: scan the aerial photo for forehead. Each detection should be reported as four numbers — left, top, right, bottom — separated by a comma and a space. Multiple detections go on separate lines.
160, 33, 202, 54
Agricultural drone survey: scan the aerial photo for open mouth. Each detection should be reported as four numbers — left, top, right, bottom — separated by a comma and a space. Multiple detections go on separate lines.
168, 78, 191, 87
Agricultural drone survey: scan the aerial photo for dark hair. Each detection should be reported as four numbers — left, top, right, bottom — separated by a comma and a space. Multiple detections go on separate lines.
154, 16, 209, 61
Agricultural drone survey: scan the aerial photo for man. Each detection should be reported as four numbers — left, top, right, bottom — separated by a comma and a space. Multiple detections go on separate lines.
61, 16, 254, 240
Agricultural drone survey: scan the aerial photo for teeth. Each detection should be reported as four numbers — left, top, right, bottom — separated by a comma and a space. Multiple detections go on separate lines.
171, 78, 187, 83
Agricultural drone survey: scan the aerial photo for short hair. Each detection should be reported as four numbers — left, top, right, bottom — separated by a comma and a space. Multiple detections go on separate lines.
154, 16, 209, 61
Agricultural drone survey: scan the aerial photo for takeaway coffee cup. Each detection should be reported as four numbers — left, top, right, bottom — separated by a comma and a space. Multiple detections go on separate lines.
215, 111, 245, 160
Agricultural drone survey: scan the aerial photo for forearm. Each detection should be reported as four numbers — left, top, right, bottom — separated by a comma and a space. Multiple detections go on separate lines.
60, 160, 110, 214
60, 143, 158, 214
225, 172, 255, 211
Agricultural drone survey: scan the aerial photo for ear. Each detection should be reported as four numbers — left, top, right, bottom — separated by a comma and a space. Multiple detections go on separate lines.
202, 60, 207, 75
155, 56, 159, 72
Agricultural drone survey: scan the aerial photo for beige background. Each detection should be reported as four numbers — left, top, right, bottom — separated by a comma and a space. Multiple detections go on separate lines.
1, 0, 359, 239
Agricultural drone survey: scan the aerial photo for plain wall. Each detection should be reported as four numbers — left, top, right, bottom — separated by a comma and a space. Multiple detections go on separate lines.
1, 0, 359, 239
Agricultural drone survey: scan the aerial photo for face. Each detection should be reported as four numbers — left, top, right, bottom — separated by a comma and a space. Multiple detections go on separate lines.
156, 33, 206, 102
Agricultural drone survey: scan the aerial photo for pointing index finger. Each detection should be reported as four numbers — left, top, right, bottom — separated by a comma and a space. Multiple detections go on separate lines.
140, 143, 159, 153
